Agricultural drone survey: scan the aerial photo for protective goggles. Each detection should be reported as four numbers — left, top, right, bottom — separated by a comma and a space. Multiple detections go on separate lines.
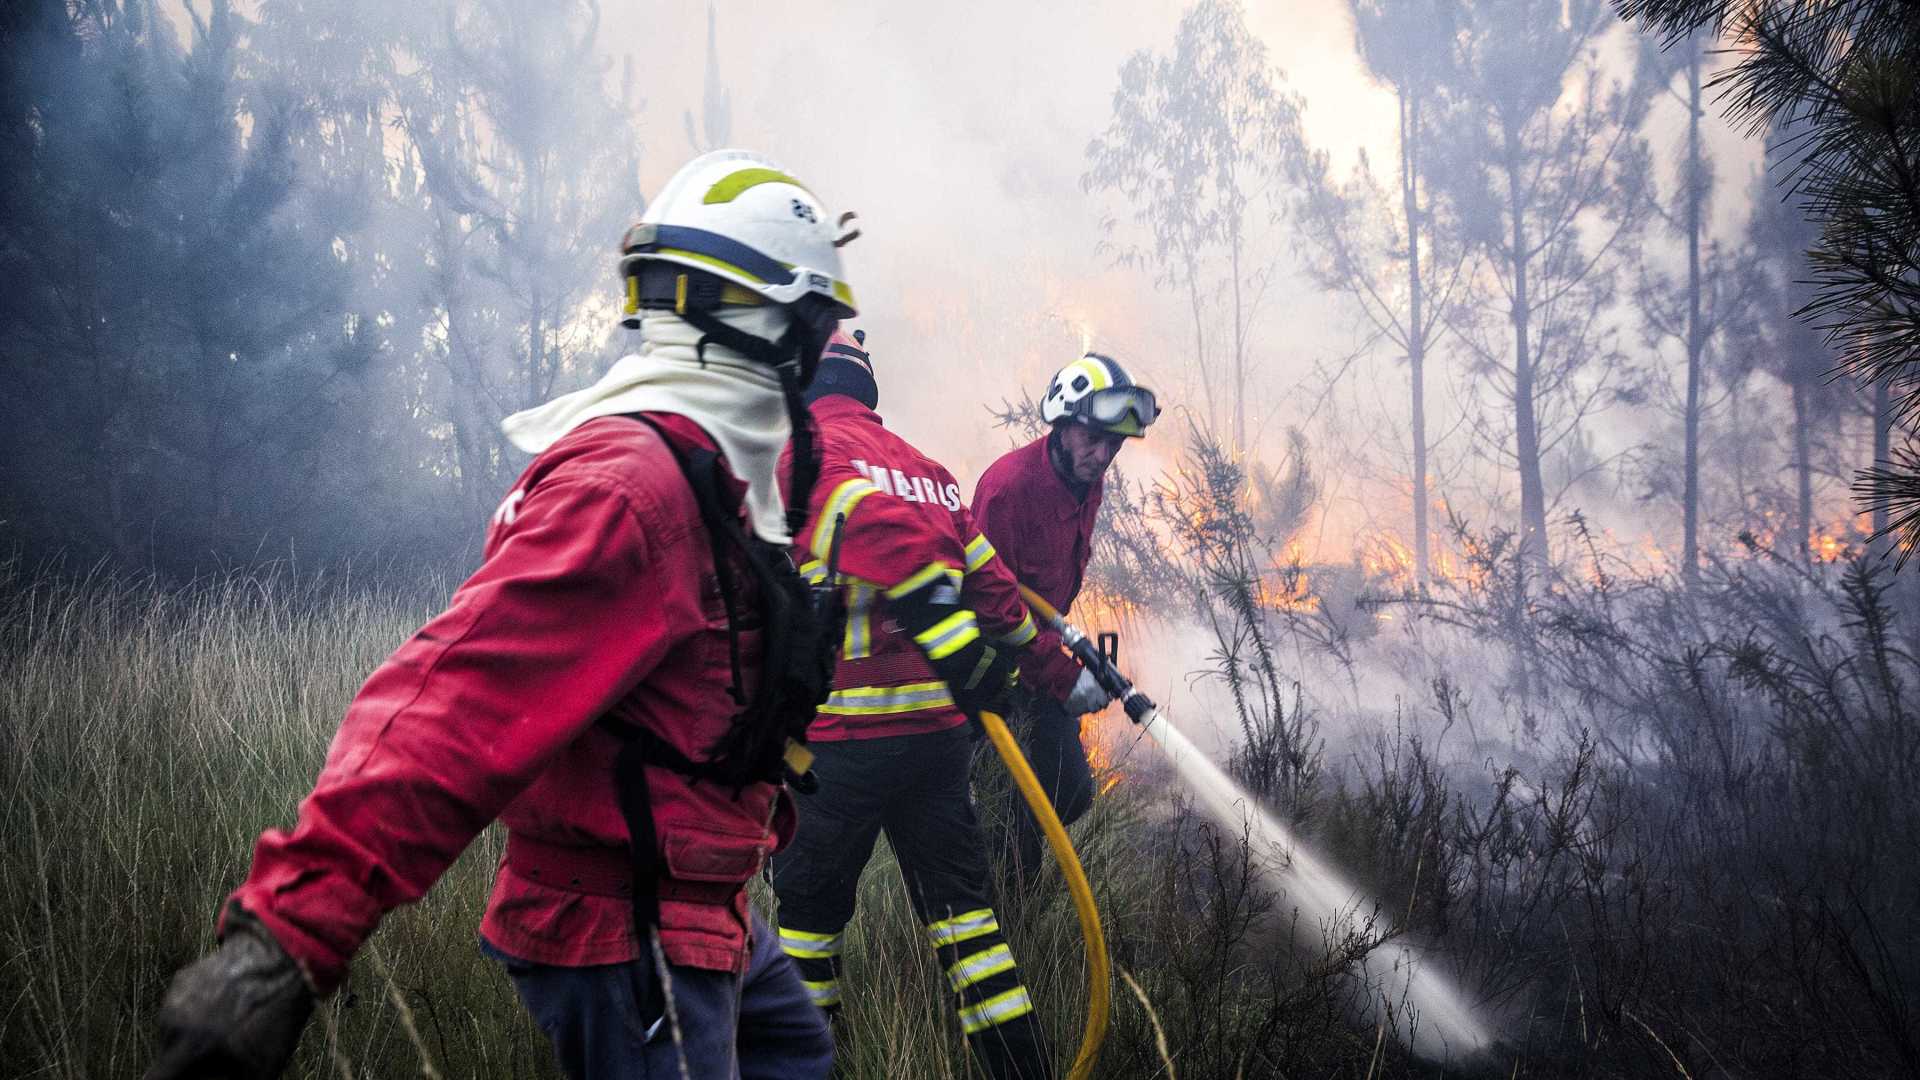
1075, 386, 1160, 436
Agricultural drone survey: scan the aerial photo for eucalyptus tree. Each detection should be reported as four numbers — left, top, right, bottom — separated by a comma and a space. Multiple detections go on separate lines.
405, 0, 641, 515
684, 2, 732, 153
1083, 0, 1308, 450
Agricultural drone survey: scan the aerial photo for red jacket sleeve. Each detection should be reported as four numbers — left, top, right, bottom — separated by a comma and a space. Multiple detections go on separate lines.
956, 510, 1037, 645
230, 474, 676, 992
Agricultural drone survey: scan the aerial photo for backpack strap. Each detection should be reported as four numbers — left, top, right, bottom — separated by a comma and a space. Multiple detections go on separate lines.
595, 414, 833, 953
631, 414, 753, 708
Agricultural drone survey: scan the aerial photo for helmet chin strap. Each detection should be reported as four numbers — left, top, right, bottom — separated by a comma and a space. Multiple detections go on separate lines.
672, 303, 823, 542
776, 363, 817, 541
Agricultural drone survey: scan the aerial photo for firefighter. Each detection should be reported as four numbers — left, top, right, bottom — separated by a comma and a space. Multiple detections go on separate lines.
143, 150, 855, 1080
771, 330, 1057, 1080
973, 353, 1160, 889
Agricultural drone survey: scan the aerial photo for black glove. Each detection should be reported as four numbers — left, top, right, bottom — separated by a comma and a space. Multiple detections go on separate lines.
145, 901, 316, 1080
888, 564, 1020, 718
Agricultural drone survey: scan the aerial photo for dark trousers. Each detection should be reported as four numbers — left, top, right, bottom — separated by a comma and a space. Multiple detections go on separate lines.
1004, 692, 1096, 889
770, 725, 1054, 1080
482, 910, 833, 1080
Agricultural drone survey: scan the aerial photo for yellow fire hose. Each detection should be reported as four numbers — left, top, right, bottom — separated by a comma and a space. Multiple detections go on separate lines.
979, 707, 1110, 1080
978, 580, 1128, 1080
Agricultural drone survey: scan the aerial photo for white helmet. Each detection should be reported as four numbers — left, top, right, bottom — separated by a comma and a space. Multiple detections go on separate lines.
1041, 353, 1160, 438
620, 149, 857, 326
618, 150, 859, 538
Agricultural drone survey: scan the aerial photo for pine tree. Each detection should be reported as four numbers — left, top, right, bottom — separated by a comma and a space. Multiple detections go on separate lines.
1631, 30, 1742, 585
1441, 0, 1650, 567
1618, 0, 1920, 560
1298, 0, 1469, 588
0, 0, 357, 571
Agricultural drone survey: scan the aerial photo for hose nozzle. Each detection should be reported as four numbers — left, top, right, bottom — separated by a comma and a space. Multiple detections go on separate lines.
1119, 689, 1157, 725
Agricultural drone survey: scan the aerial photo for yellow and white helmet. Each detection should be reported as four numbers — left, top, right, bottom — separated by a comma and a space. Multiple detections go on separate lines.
620, 149, 858, 326
618, 150, 860, 537
1040, 352, 1160, 438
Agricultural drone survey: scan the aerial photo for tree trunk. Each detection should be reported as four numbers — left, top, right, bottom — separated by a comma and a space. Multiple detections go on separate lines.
1505, 129, 1549, 567
1230, 209, 1247, 451
1793, 377, 1813, 560
1681, 42, 1703, 588
1183, 248, 1214, 436
1402, 89, 1431, 589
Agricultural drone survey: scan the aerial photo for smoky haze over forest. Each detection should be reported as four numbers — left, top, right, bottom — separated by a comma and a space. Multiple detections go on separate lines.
9, 2, 1920, 1077
0, 0, 1870, 584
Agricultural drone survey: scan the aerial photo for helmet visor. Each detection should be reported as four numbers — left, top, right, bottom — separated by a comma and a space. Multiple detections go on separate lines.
1082, 386, 1159, 435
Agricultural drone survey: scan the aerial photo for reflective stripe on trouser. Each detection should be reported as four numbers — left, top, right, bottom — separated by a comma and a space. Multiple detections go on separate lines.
770, 729, 1055, 1080
925, 905, 1049, 1079
777, 925, 845, 1012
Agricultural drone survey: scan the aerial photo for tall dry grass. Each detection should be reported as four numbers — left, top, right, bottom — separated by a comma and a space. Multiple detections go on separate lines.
0, 561, 1464, 1079
0, 564, 551, 1079
11, 521, 1918, 1079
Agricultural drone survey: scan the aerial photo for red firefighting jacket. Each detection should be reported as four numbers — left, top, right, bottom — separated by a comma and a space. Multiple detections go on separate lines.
783, 395, 1038, 740
228, 413, 795, 992
971, 432, 1103, 702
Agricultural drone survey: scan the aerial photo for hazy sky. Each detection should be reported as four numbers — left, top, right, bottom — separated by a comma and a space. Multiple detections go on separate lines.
605, 1, 1394, 477
591, 1, 1777, 559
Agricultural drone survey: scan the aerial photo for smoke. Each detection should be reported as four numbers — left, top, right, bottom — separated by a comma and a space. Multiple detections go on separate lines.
29, 0, 1827, 580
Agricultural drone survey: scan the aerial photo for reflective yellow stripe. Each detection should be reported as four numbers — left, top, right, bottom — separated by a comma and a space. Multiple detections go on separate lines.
964, 534, 997, 573
998, 610, 1038, 648
886, 561, 961, 600
654, 246, 767, 285
844, 583, 875, 658
779, 927, 843, 959
926, 908, 999, 948
811, 479, 881, 560
703, 166, 815, 205
1064, 356, 1115, 393
914, 610, 980, 660
959, 987, 1035, 1034
801, 978, 841, 1008
818, 681, 955, 717
947, 944, 1016, 992
831, 278, 857, 312
802, 561, 876, 658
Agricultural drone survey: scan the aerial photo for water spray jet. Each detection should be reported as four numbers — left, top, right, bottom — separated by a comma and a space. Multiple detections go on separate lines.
1019, 585, 1496, 1063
